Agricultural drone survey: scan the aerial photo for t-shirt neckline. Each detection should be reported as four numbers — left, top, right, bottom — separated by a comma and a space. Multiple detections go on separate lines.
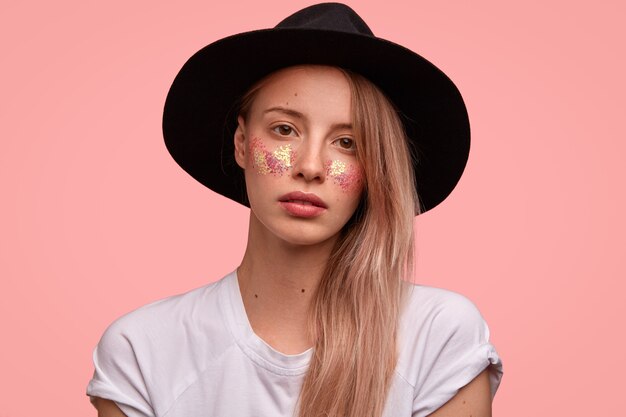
222, 269, 313, 376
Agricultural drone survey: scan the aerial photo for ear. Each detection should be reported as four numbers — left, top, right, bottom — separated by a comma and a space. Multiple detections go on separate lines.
234, 115, 247, 169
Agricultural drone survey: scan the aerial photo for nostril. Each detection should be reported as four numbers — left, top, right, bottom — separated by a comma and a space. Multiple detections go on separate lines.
292, 161, 325, 182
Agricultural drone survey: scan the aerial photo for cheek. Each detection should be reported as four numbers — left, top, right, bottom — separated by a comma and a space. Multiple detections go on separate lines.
324, 159, 364, 194
249, 136, 296, 176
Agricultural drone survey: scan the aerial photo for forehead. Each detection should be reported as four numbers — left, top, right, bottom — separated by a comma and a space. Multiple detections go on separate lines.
248, 65, 352, 126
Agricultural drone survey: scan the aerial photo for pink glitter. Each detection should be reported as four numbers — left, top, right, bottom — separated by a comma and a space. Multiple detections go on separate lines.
249, 136, 295, 176
324, 159, 363, 192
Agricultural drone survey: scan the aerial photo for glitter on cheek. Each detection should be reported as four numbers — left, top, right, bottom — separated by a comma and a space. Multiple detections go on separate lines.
249, 136, 295, 176
250, 137, 271, 174
324, 159, 363, 192
269, 144, 293, 172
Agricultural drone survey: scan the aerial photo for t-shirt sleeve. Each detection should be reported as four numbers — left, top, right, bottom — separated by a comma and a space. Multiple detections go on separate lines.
412, 291, 503, 417
86, 317, 155, 417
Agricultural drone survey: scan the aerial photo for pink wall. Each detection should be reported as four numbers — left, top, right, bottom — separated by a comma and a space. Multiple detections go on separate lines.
1, 0, 624, 415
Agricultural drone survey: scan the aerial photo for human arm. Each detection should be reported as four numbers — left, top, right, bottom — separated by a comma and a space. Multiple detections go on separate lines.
405, 287, 503, 417
86, 314, 155, 417
91, 397, 128, 417
426, 368, 492, 417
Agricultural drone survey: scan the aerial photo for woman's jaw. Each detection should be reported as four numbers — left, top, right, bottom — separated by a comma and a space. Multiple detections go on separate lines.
234, 65, 365, 248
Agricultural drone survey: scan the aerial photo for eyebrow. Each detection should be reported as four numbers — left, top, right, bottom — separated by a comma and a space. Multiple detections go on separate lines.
263, 106, 352, 130
264, 106, 304, 119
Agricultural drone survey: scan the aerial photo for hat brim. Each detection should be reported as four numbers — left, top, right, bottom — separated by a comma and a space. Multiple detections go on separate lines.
163, 28, 470, 214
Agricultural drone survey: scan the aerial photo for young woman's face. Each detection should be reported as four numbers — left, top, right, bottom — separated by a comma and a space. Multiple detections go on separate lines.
234, 65, 365, 246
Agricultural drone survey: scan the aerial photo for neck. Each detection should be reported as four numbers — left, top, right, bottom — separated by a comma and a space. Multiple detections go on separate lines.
236, 211, 337, 354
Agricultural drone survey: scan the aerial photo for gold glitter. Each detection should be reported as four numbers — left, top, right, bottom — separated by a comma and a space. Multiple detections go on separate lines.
250, 136, 294, 175
253, 147, 271, 174
272, 144, 293, 170
325, 159, 362, 192
327, 160, 346, 176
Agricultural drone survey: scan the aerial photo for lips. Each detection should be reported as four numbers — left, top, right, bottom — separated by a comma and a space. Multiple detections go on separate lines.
278, 191, 328, 218
278, 191, 327, 208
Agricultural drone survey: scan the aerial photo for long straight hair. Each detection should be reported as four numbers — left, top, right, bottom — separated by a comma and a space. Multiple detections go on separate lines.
237, 65, 419, 417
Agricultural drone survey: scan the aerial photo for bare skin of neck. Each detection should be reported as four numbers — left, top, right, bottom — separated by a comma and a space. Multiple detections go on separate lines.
237, 211, 337, 355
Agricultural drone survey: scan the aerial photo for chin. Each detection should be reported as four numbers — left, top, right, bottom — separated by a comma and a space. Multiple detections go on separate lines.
273, 226, 340, 247
282, 236, 335, 247
262, 215, 348, 246
250, 207, 348, 247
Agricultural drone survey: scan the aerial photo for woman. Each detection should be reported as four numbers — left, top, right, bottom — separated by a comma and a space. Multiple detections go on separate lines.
87, 3, 503, 417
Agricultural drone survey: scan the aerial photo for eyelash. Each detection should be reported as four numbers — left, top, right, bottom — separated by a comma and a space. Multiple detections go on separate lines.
271, 124, 356, 151
332, 137, 356, 151
272, 124, 297, 137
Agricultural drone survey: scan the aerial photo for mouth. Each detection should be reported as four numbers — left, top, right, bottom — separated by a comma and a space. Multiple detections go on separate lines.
278, 191, 327, 208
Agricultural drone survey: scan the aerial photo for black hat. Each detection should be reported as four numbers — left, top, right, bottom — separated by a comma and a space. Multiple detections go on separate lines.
163, 2, 470, 215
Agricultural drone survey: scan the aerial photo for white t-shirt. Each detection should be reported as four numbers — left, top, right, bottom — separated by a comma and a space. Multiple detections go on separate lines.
86, 270, 503, 417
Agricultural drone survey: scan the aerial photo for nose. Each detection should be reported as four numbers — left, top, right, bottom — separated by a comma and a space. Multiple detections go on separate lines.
291, 138, 326, 183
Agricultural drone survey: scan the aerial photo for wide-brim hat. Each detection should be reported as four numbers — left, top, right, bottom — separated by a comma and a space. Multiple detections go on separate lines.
163, 2, 470, 215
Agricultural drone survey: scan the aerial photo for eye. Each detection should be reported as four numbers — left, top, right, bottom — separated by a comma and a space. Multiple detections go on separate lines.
272, 124, 297, 136
333, 137, 356, 151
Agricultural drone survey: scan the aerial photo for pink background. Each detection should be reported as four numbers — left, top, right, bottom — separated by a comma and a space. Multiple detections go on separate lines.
1, 0, 624, 415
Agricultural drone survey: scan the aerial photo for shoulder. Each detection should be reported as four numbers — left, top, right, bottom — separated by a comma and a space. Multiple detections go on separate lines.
398, 283, 489, 343
87, 273, 236, 416
395, 282, 503, 417
98, 275, 235, 362
397, 282, 496, 370
100, 277, 224, 347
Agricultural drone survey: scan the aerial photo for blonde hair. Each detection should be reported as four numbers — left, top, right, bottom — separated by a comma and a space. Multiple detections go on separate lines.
237, 65, 419, 417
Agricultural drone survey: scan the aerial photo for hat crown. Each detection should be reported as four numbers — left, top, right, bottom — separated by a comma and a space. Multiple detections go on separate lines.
275, 2, 374, 36
163, 2, 470, 215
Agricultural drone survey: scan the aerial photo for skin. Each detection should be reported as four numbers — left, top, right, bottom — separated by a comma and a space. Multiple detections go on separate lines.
91, 397, 126, 417
92, 65, 492, 416
92, 370, 492, 417
233, 65, 364, 354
